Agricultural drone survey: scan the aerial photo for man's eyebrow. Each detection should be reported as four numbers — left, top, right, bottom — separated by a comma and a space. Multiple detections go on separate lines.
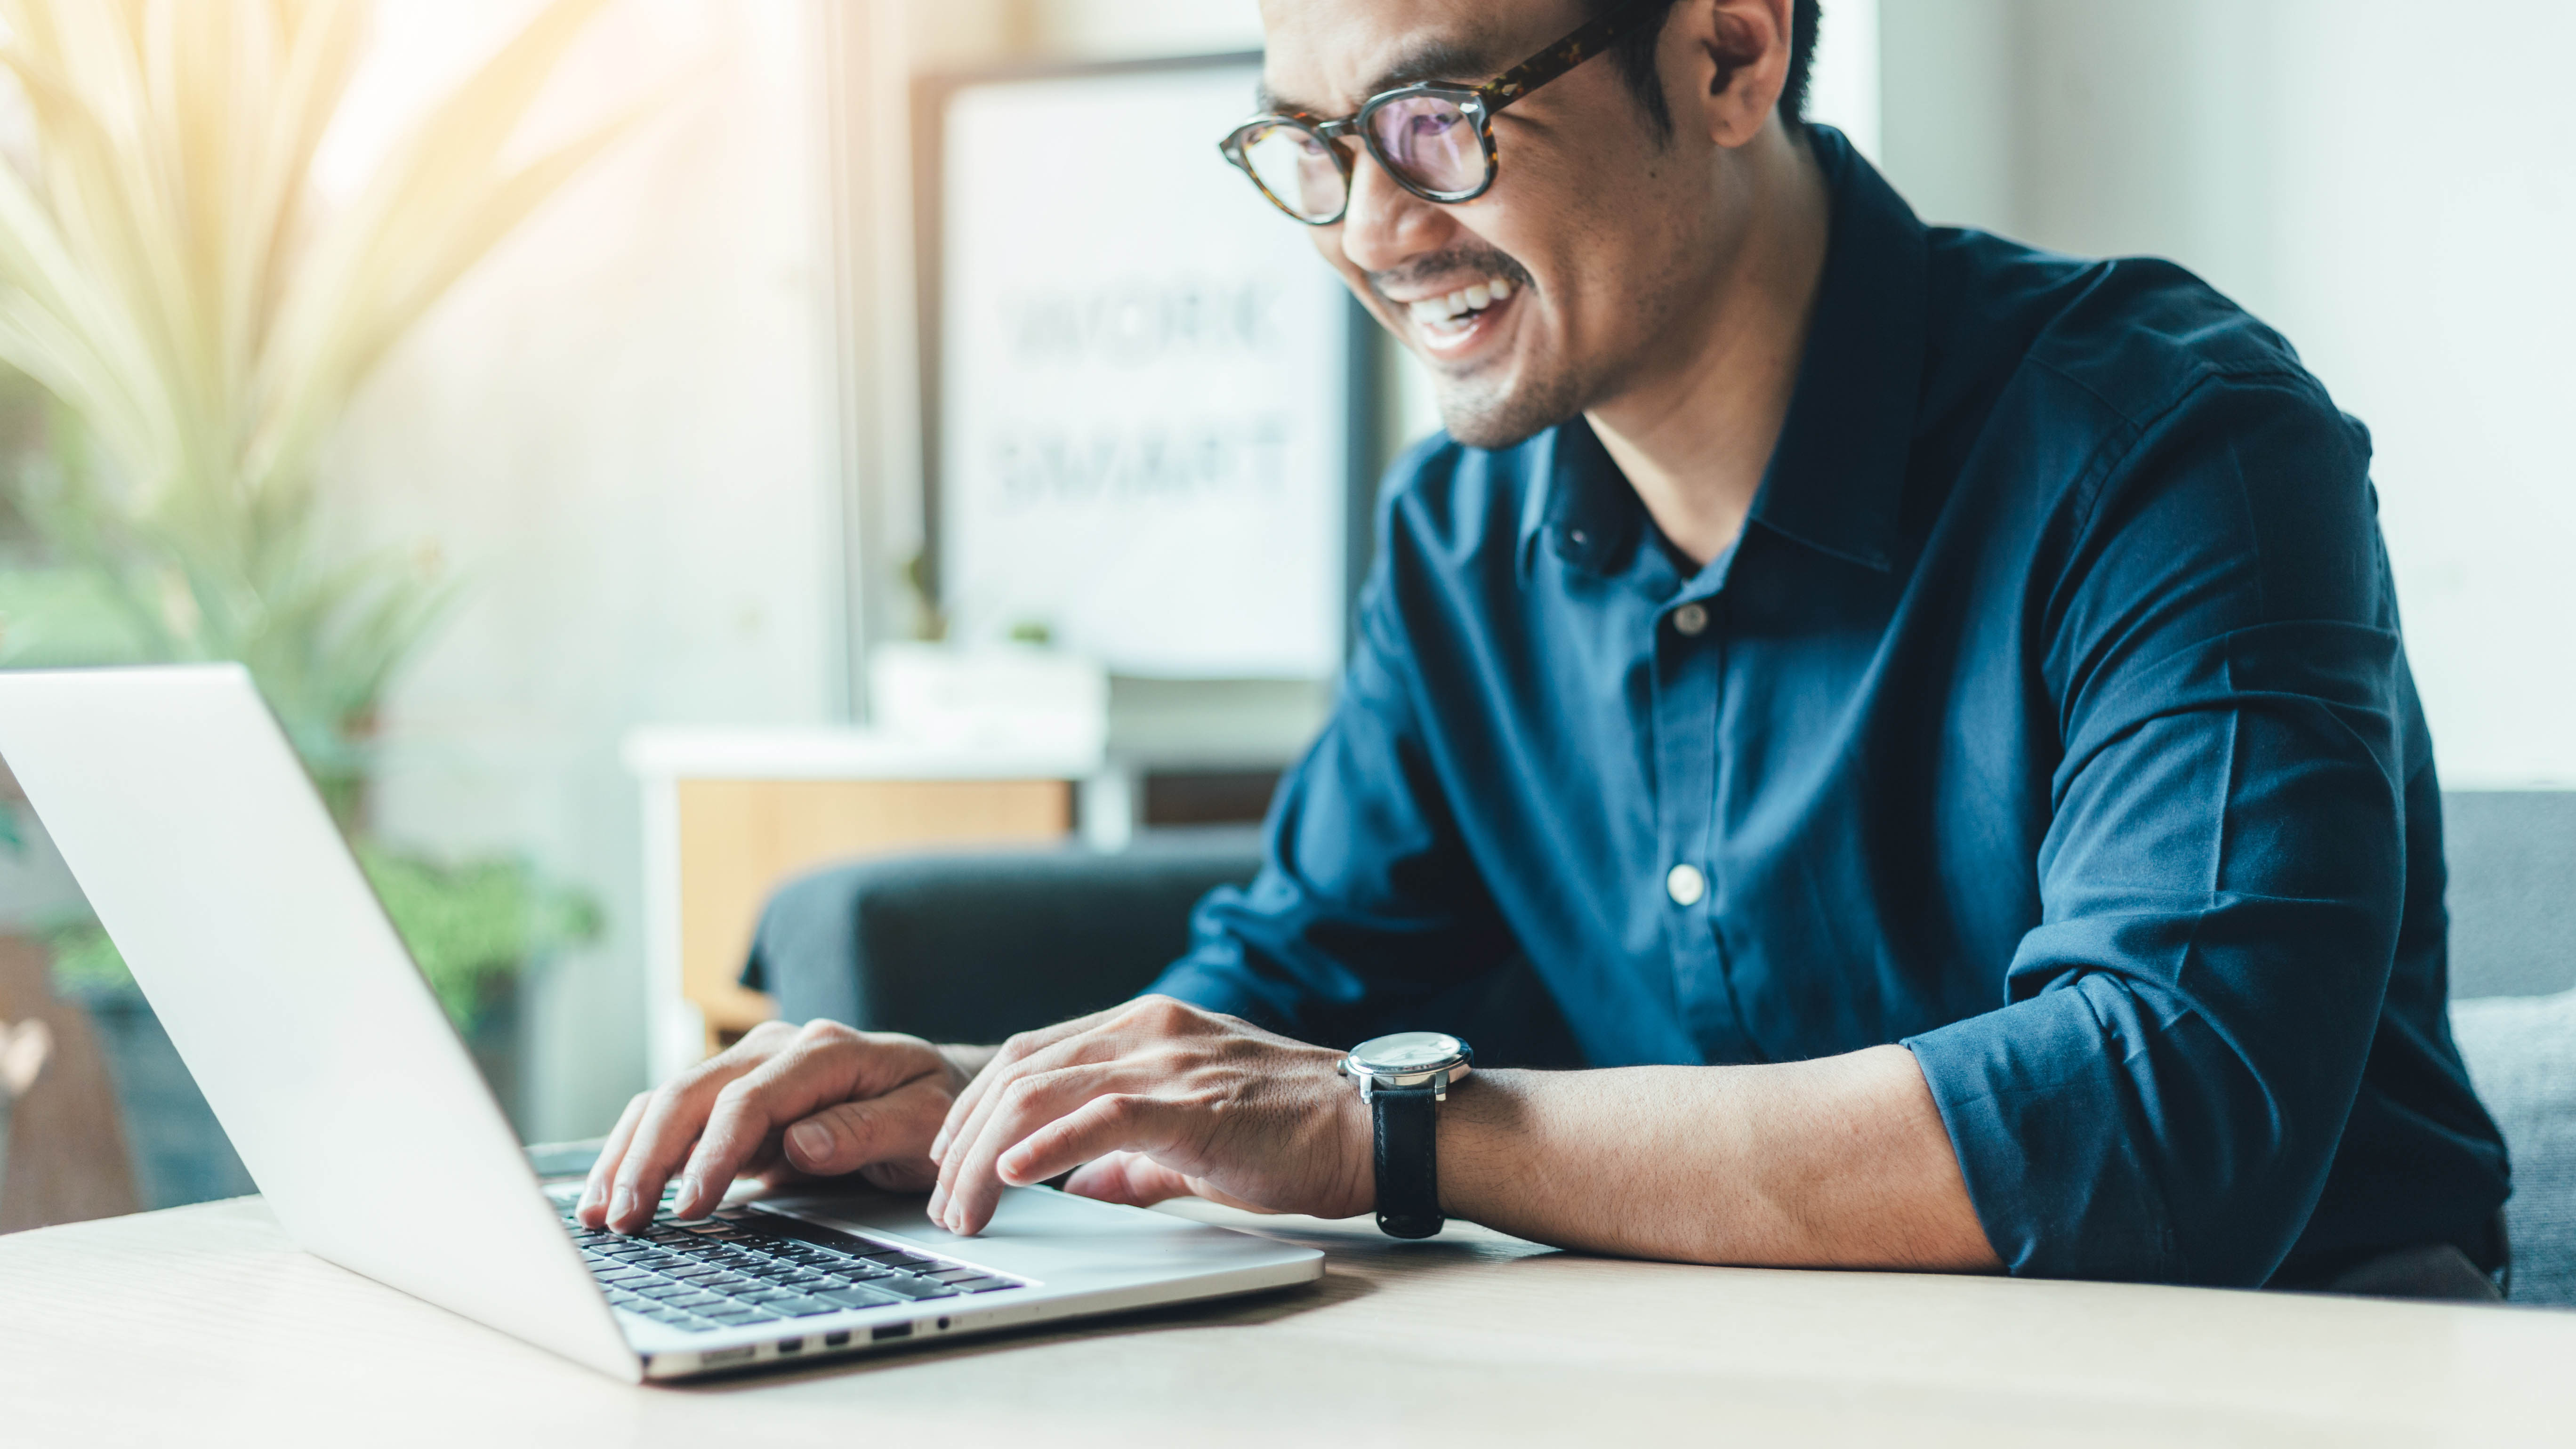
1256, 38, 1513, 117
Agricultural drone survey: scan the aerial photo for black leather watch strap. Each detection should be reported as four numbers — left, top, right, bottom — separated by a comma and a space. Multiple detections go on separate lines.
1370, 1080, 1443, 1239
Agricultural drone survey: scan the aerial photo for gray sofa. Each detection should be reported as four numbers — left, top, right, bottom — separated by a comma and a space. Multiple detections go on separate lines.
746, 791, 2576, 1305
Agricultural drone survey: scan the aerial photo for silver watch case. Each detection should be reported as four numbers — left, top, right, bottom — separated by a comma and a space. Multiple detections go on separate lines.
1337, 1031, 1474, 1103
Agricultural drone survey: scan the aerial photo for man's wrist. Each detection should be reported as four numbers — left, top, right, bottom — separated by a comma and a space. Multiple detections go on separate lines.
1428, 1070, 1521, 1220
1336, 1067, 1377, 1218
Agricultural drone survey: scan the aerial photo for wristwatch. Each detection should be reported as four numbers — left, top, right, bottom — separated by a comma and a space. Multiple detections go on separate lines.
1338, 1030, 1473, 1239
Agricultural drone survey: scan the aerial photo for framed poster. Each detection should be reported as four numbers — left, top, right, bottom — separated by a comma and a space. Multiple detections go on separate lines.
918, 55, 1374, 680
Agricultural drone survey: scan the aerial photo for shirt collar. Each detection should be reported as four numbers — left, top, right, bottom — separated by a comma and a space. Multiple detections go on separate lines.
1517, 126, 1930, 580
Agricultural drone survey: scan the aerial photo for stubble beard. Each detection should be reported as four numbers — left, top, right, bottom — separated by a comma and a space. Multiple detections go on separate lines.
1433, 348, 1588, 452
1370, 245, 1587, 452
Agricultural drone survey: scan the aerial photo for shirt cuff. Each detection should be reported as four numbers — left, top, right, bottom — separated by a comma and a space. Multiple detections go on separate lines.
1903, 980, 2182, 1283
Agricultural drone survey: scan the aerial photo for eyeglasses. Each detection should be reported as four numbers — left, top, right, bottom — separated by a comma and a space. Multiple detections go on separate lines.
1218, 0, 1673, 225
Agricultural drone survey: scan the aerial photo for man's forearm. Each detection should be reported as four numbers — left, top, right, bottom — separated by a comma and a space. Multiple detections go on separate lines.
1437, 1046, 2003, 1272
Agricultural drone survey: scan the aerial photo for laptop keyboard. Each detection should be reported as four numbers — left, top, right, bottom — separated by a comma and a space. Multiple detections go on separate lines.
560, 1199, 1027, 1335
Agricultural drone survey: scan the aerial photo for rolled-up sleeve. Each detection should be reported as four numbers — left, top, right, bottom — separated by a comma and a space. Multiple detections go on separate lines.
1148, 535, 1519, 1045
1904, 374, 2406, 1286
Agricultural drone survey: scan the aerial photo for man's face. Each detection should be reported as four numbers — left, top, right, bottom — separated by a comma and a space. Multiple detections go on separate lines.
1258, 0, 1729, 449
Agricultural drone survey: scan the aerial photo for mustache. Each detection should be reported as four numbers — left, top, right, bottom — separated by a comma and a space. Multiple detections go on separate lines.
1365, 247, 1534, 303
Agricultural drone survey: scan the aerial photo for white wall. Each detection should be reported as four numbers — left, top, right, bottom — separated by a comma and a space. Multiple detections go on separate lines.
1877, 0, 2576, 786
333, 0, 845, 1138
2251, 0, 2576, 787
1031, 0, 1261, 57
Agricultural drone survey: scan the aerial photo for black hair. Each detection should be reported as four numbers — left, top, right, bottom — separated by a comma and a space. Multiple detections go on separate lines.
1598, 0, 1824, 142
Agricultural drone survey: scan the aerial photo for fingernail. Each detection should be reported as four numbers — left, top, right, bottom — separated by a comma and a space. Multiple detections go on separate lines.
674, 1176, 700, 1214
929, 1130, 949, 1159
578, 1180, 603, 1209
787, 1121, 830, 1163
608, 1186, 634, 1227
926, 1185, 947, 1219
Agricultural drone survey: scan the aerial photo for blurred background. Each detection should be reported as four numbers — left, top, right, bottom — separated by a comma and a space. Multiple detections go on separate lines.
0, 0, 2568, 1227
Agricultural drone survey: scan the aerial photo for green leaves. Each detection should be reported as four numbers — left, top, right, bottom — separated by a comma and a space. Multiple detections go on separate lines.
353, 843, 603, 1026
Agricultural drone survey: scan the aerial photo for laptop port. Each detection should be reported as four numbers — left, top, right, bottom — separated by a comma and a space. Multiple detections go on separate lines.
822, 1331, 851, 1348
777, 1337, 804, 1354
871, 1322, 914, 1342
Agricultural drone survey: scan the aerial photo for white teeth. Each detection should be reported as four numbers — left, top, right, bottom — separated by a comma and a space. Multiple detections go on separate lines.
1404, 277, 1515, 328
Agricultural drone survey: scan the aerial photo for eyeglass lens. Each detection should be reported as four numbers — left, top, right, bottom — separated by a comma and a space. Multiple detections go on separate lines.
1234, 91, 1486, 222
1362, 95, 1484, 196
1236, 121, 1348, 223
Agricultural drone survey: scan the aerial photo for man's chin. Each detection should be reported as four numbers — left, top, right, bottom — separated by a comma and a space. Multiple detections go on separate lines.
1433, 368, 1585, 453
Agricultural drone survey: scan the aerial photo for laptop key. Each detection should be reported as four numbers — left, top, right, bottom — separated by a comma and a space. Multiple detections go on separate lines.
943, 1276, 1016, 1293
874, 1277, 959, 1301
815, 1285, 902, 1309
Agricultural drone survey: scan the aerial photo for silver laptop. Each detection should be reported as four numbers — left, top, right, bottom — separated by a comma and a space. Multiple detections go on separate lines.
0, 664, 1321, 1381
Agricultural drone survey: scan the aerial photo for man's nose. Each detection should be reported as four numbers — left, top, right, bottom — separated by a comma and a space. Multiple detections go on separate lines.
1335, 144, 1456, 277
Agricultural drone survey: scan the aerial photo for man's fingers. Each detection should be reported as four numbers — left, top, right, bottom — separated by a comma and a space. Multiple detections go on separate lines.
1060, 1149, 1196, 1208
944, 1070, 1175, 1236
577, 1092, 652, 1227
955, 1093, 1183, 1232
668, 1025, 950, 1218
606, 1046, 784, 1231
669, 1075, 783, 1220
931, 1031, 1128, 1223
781, 1077, 947, 1176
932, 1005, 1122, 1159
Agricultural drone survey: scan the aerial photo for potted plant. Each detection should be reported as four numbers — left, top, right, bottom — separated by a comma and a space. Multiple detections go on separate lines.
0, 0, 637, 1190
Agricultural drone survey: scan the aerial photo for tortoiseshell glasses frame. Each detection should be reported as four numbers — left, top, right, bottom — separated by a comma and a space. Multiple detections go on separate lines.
1218, 0, 1674, 225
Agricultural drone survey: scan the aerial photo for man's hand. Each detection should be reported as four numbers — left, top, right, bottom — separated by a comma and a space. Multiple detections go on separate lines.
576, 1020, 972, 1233
927, 996, 1371, 1236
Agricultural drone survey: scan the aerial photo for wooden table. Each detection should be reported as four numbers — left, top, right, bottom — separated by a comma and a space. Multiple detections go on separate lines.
4, 1197, 2572, 1446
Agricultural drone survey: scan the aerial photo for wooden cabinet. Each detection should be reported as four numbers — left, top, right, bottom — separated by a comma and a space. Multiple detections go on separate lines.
626, 731, 1094, 1078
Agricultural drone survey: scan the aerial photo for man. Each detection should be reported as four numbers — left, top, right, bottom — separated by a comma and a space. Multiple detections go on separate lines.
583, 0, 2511, 1294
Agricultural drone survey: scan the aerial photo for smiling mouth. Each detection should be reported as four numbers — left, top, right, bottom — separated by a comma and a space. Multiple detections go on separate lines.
1404, 276, 1515, 338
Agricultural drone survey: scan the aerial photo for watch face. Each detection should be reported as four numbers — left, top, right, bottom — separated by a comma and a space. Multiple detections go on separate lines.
1351, 1031, 1465, 1071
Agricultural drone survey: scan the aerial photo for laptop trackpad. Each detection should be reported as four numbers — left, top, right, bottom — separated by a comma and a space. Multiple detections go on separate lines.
756, 1184, 1318, 1290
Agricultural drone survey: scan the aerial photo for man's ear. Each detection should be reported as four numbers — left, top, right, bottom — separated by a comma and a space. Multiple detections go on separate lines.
1674, 0, 1795, 148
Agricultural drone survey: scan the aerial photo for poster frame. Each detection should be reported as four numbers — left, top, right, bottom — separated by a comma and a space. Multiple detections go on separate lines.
910, 51, 1385, 674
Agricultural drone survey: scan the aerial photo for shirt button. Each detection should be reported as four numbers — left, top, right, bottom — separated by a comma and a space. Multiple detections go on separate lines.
1671, 603, 1709, 637
1666, 863, 1707, 906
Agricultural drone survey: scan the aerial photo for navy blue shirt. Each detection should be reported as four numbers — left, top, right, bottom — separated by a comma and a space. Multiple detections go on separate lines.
1150, 129, 2507, 1288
